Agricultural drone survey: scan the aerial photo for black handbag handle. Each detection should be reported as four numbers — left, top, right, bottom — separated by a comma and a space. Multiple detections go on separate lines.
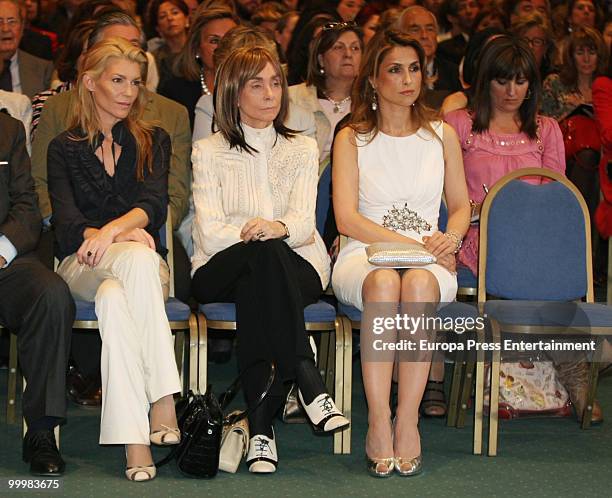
219, 360, 276, 425
155, 361, 276, 469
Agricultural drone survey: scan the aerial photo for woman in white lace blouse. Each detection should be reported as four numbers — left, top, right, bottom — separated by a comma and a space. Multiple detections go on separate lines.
190, 46, 349, 474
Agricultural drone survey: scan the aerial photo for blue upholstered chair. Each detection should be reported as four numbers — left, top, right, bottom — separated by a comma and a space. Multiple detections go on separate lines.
478, 168, 612, 456
6, 218, 198, 427
194, 168, 353, 455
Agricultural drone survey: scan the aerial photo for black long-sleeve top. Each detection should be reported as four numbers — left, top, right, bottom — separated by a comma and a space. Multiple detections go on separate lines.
47, 121, 170, 260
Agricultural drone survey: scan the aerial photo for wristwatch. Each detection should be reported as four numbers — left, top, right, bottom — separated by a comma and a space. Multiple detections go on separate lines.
276, 220, 290, 240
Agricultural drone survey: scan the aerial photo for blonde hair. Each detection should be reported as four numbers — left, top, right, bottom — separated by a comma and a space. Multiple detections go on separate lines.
71, 37, 155, 181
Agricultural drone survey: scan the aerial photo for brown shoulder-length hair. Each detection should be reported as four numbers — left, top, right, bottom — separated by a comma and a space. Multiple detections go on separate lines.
70, 38, 155, 181
173, 6, 239, 81
470, 35, 540, 138
306, 21, 364, 92
350, 29, 439, 142
559, 26, 609, 90
213, 46, 294, 154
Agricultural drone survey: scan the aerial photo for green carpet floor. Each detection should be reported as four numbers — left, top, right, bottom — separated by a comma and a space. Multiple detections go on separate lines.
2, 357, 612, 498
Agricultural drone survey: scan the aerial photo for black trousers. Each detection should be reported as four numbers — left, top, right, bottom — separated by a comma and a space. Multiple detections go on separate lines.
0, 255, 74, 425
191, 240, 322, 403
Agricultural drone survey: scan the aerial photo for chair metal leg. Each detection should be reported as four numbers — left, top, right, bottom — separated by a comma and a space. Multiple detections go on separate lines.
318, 331, 334, 395
488, 322, 501, 457
196, 313, 208, 392
189, 314, 199, 392
456, 361, 474, 429
173, 328, 187, 395
474, 329, 485, 455
581, 360, 599, 429
333, 318, 345, 455
446, 358, 464, 427
342, 318, 353, 454
7, 332, 17, 424
333, 317, 352, 455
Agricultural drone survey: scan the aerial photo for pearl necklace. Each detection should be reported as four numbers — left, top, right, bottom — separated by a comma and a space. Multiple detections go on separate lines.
199, 69, 211, 96
322, 90, 350, 113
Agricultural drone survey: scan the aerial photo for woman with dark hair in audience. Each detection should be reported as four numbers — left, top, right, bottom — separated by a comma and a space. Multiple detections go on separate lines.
446, 35, 565, 278
286, 0, 341, 84
542, 26, 607, 123
542, 26, 608, 217
147, 0, 190, 89
48, 38, 181, 481
289, 22, 363, 175
565, 0, 602, 33
274, 9, 299, 59
440, 26, 506, 115
511, 12, 555, 79
31, 19, 96, 137
445, 35, 603, 424
191, 46, 348, 474
333, 29, 470, 477
158, 5, 239, 129
355, 4, 384, 46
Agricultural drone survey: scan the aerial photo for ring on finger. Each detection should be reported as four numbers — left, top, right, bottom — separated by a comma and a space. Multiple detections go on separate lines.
256, 230, 265, 239
87, 250, 93, 257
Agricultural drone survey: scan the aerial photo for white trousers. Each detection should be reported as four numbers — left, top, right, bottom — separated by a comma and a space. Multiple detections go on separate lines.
58, 242, 181, 445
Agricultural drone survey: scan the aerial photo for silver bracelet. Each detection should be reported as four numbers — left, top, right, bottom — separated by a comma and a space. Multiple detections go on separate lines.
444, 230, 463, 254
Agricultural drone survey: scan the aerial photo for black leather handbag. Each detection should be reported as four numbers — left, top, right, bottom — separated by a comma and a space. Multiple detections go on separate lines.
156, 388, 224, 478
156, 361, 276, 478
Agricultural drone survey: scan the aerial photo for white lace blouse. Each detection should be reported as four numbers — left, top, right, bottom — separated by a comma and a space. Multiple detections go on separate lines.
191, 123, 331, 288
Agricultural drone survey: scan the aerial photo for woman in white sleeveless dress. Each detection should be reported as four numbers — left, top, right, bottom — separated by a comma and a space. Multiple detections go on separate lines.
332, 30, 470, 477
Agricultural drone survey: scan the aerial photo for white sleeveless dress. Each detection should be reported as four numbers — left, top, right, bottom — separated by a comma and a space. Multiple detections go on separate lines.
332, 121, 458, 310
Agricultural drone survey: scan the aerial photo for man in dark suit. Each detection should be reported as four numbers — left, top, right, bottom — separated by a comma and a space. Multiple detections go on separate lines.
0, 0, 53, 98
437, 0, 480, 65
398, 5, 462, 109
0, 112, 74, 475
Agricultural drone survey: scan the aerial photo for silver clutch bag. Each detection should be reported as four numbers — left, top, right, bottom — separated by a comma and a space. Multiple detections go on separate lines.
366, 242, 436, 268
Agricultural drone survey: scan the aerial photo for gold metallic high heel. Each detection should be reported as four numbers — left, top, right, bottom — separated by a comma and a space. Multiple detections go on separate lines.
394, 454, 423, 476
366, 455, 395, 478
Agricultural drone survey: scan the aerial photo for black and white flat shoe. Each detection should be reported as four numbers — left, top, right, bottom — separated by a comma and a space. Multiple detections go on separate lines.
246, 430, 277, 474
298, 391, 350, 433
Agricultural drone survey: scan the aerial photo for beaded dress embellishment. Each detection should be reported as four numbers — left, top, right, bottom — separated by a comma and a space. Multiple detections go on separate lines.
382, 203, 432, 233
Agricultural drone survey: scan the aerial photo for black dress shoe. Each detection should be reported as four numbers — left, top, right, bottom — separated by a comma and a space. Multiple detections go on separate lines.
23, 430, 66, 476
67, 366, 101, 407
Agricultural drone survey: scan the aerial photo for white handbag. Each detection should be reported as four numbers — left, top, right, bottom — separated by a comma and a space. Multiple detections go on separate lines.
219, 411, 249, 473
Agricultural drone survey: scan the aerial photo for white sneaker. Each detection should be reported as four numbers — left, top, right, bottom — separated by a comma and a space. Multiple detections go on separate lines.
298, 391, 350, 433
246, 430, 277, 473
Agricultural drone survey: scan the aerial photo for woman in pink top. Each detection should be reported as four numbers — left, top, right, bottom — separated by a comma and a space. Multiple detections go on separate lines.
446, 35, 603, 424
445, 35, 565, 277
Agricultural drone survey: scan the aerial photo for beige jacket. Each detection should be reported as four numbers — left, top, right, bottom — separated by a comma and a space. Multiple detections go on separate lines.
288, 83, 332, 176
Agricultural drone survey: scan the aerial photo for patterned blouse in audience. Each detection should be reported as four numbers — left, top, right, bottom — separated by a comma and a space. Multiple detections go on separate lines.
30, 82, 72, 139
541, 73, 591, 121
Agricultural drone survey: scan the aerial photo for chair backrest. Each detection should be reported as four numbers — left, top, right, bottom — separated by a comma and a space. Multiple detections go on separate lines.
316, 162, 331, 236
438, 199, 448, 232
478, 168, 592, 302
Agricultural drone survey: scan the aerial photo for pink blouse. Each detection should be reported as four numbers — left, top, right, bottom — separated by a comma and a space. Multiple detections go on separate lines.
445, 109, 566, 275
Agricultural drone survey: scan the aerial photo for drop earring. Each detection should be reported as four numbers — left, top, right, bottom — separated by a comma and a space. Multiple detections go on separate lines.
319, 66, 325, 75
371, 92, 378, 111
